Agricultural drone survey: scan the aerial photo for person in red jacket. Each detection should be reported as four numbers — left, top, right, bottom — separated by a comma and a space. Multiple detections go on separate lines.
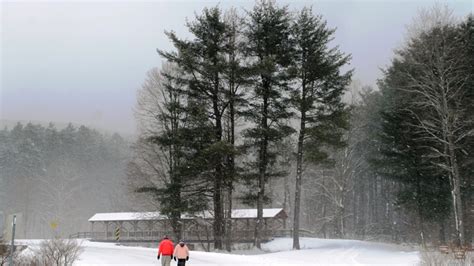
157, 236, 174, 266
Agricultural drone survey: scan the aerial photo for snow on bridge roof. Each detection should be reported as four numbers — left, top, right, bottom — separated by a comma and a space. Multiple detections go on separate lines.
88, 208, 285, 222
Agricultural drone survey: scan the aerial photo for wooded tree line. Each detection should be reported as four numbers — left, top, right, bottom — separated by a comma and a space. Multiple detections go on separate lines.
303, 13, 473, 247
0, 123, 130, 239
130, 1, 473, 250
373, 14, 474, 246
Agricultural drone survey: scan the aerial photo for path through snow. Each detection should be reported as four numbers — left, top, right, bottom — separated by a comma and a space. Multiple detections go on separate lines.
22, 238, 420, 265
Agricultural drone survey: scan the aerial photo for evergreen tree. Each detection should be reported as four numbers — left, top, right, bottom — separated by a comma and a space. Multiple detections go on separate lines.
242, 1, 294, 248
221, 8, 249, 252
159, 7, 235, 249
290, 7, 351, 249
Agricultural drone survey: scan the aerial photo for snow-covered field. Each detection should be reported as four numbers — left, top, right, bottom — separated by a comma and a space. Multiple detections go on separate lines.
21, 238, 420, 265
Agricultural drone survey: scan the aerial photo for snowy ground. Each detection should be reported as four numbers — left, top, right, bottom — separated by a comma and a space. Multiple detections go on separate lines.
20, 238, 420, 265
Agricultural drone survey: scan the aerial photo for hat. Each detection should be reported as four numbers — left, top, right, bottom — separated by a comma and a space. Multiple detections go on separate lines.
163, 235, 169, 239
179, 240, 185, 244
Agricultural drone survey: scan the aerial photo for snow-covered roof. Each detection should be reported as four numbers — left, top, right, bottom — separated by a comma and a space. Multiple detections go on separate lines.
88, 212, 166, 222
231, 208, 284, 219
89, 208, 285, 222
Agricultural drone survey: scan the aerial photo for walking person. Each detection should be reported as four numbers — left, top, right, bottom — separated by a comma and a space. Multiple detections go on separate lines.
173, 240, 190, 266
157, 236, 174, 266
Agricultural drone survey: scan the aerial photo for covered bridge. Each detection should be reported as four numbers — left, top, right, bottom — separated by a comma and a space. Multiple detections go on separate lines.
84, 208, 288, 243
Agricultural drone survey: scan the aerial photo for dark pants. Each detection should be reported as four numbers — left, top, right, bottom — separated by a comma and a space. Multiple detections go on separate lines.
177, 259, 186, 266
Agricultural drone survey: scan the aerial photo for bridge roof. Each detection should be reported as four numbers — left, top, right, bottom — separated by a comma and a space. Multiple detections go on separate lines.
89, 208, 286, 222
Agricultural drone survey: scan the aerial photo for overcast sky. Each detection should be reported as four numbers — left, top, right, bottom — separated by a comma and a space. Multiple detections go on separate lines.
1, 0, 472, 135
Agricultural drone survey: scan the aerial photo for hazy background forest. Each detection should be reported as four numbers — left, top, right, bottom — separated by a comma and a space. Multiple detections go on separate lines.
0, 123, 131, 238
1, 0, 472, 253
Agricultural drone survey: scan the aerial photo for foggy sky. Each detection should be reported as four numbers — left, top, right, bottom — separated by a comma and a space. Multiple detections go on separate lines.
1, 0, 472, 135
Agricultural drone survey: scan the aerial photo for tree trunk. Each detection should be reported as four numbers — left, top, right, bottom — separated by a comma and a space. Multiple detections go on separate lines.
415, 173, 426, 247
213, 165, 224, 249
224, 38, 238, 251
212, 77, 224, 250
321, 203, 327, 239
225, 92, 236, 252
292, 122, 304, 249
225, 106, 234, 251
225, 184, 233, 252
447, 141, 465, 247
255, 173, 264, 248
293, 80, 307, 250
441, 88, 465, 247
338, 204, 345, 238
255, 81, 269, 249
352, 188, 357, 238
283, 174, 290, 229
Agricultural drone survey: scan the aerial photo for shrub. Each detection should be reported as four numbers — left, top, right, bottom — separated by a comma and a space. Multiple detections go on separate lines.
35, 239, 83, 266
0, 240, 12, 266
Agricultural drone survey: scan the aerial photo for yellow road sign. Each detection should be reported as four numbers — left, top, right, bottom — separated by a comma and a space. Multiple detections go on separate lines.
50, 222, 58, 230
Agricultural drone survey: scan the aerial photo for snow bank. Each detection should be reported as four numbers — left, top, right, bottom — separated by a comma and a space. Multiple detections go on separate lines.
261, 238, 419, 265
262, 237, 411, 252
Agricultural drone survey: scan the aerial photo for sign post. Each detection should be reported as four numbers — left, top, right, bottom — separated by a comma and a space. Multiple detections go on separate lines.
50, 221, 58, 231
50, 221, 58, 238
8, 215, 16, 266
0, 211, 4, 239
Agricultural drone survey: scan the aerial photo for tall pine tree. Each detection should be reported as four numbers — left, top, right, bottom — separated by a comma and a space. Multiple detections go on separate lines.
160, 7, 235, 249
242, 1, 294, 248
290, 7, 351, 249
221, 8, 249, 252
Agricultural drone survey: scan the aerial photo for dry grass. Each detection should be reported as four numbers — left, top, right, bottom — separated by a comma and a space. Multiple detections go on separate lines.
419, 250, 473, 266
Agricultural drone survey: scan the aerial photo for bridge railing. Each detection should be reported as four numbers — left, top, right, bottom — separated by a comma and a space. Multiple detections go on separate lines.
69, 232, 105, 239
69, 229, 316, 242
273, 229, 317, 238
